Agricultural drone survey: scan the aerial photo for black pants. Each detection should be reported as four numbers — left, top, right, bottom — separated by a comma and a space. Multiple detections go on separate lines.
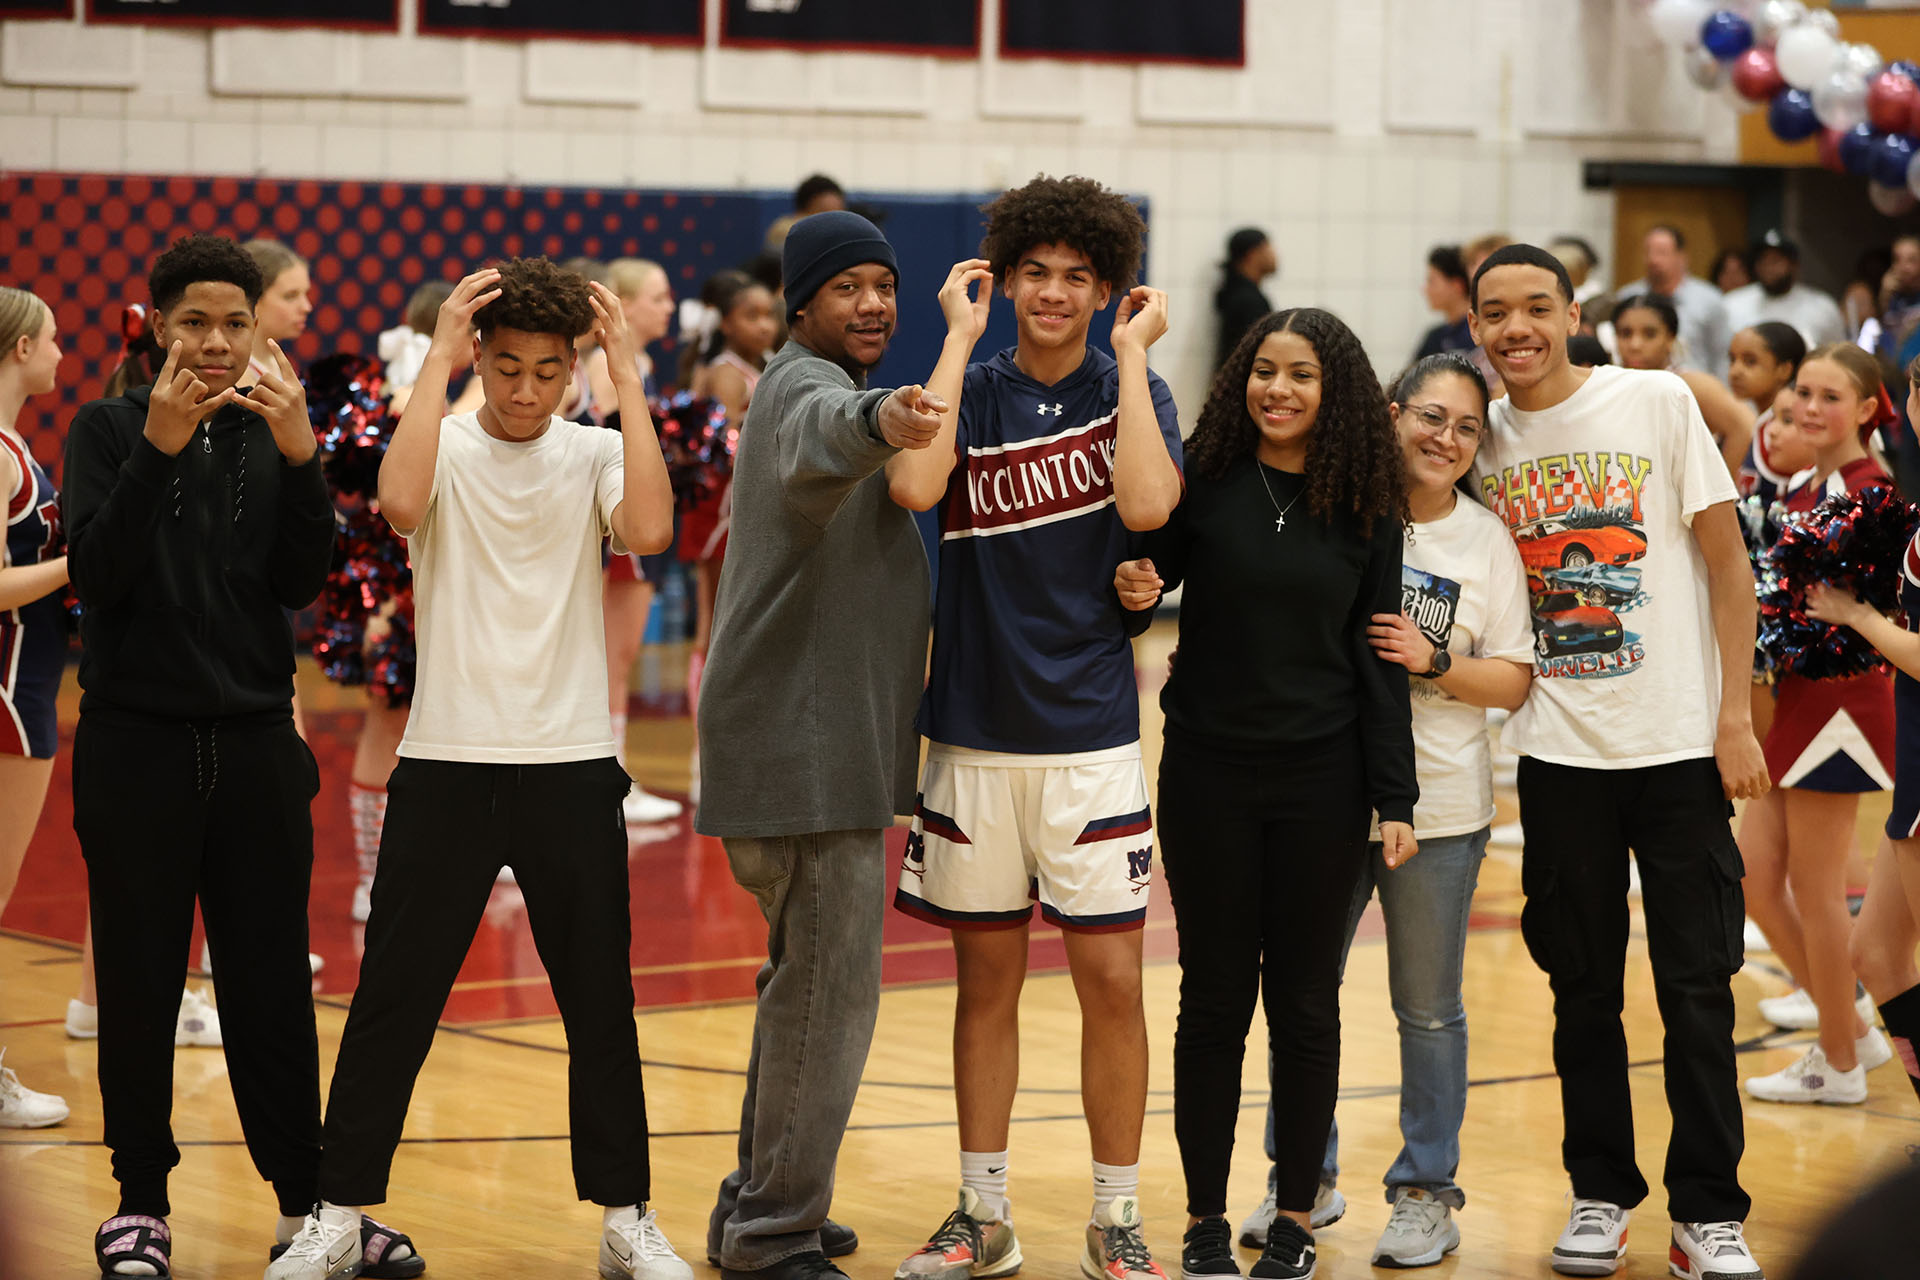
318, 756, 650, 1207
72, 710, 323, 1218
1158, 728, 1369, 1218
1516, 756, 1749, 1222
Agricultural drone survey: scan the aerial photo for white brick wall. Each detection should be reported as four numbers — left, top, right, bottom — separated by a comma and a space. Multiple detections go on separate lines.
0, 0, 1737, 410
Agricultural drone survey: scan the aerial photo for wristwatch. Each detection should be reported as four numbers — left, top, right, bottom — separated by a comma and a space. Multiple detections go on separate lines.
1415, 647, 1452, 679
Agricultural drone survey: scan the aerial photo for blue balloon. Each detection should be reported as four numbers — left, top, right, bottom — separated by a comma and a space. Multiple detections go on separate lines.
1841, 123, 1883, 177
1701, 10, 1754, 60
1892, 60, 1920, 84
1769, 87, 1819, 141
1874, 133, 1919, 187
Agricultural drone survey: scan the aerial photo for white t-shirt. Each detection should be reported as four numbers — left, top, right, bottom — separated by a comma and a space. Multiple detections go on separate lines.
398, 412, 626, 764
1722, 282, 1849, 352
1470, 366, 1737, 770
1371, 496, 1536, 839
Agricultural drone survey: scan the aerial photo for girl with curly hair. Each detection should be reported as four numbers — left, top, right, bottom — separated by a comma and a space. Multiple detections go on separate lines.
1117, 307, 1415, 1280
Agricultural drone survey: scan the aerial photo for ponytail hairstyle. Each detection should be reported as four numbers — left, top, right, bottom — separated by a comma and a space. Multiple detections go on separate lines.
241, 238, 305, 290
1803, 342, 1898, 453
0, 286, 51, 358
103, 302, 162, 398
1187, 307, 1405, 536
699, 270, 759, 364
1747, 320, 1808, 381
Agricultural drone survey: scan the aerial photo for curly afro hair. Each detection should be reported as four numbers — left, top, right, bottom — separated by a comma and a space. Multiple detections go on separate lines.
1185, 308, 1406, 537
149, 234, 264, 317
474, 257, 596, 342
979, 175, 1145, 291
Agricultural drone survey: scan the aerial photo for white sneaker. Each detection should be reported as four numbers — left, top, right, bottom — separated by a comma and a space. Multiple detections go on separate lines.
309, 952, 325, 976
1859, 1026, 1894, 1072
1742, 919, 1769, 954
1237, 1184, 1342, 1249
266, 1205, 364, 1280
1669, 1220, 1764, 1280
1488, 821, 1524, 848
1756, 987, 1874, 1031
67, 998, 99, 1039
350, 878, 372, 923
622, 785, 683, 824
176, 987, 222, 1048
600, 1207, 694, 1280
0, 1049, 69, 1128
1551, 1198, 1628, 1276
1744, 1044, 1866, 1104
1372, 1187, 1459, 1268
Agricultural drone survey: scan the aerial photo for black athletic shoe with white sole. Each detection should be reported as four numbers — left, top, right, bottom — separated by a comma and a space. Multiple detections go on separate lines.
1248, 1218, 1314, 1280
1180, 1217, 1239, 1280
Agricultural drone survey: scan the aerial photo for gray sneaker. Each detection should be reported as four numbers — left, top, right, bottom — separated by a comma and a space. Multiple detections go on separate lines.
1371, 1188, 1459, 1269
896, 1188, 1022, 1280
1237, 1184, 1343, 1250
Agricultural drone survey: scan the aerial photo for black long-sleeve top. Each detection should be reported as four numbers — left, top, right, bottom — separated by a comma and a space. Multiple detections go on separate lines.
1145, 458, 1418, 826
63, 384, 335, 720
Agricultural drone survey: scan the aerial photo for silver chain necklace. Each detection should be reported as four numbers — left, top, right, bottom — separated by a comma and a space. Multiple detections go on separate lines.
1255, 463, 1306, 531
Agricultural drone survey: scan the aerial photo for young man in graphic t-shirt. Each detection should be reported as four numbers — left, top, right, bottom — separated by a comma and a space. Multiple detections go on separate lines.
1467, 244, 1772, 1280
268, 259, 689, 1280
886, 175, 1184, 1280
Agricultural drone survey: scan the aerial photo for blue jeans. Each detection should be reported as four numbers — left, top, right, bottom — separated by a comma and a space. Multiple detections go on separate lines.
1263, 826, 1488, 1210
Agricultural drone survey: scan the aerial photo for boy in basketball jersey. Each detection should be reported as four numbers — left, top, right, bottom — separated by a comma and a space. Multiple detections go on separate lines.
269, 259, 685, 1280
888, 175, 1184, 1280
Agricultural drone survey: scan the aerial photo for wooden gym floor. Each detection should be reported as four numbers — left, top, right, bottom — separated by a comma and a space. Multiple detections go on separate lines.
2, 623, 1914, 1278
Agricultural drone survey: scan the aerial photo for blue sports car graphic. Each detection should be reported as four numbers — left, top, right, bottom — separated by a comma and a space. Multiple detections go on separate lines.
1532, 590, 1625, 659
1541, 562, 1642, 607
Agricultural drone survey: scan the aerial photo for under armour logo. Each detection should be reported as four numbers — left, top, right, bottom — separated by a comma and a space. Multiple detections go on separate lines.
1037, 403, 1063, 416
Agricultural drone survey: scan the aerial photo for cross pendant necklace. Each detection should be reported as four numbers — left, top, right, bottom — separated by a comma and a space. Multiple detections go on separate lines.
1256, 462, 1305, 532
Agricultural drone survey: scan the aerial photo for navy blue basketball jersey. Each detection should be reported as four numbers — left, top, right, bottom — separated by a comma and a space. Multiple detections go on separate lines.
918, 346, 1182, 754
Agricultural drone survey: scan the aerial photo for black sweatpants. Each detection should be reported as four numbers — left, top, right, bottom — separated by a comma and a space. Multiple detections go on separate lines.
318, 755, 650, 1207
1157, 728, 1370, 1218
1516, 756, 1749, 1223
72, 709, 323, 1218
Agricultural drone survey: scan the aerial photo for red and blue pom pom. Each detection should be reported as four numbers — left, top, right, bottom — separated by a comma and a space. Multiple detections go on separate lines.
1758, 484, 1919, 681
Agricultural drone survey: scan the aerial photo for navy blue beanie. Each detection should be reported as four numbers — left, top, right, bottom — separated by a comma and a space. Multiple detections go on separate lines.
782, 210, 898, 323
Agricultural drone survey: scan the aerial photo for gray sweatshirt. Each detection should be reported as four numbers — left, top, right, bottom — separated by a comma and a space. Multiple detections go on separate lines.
695, 339, 931, 838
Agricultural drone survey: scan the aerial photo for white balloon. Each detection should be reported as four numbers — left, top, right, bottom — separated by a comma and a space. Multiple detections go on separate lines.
1812, 69, 1870, 131
1650, 0, 1714, 46
1686, 45, 1726, 90
1777, 24, 1841, 90
1753, 0, 1806, 46
1870, 183, 1917, 217
1842, 43, 1884, 79
1805, 7, 1840, 38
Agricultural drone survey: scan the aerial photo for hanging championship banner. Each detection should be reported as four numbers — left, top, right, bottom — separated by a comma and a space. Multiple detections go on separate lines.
418, 0, 702, 41
720, 0, 978, 57
999, 0, 1243, 65
88, 0, 398, 28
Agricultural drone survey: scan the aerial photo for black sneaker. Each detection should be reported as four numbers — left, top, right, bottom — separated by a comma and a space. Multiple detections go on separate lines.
720, 1250, 847, 1280
1180, 1216, 1239, 1280
1248, 1218, 1315, 1280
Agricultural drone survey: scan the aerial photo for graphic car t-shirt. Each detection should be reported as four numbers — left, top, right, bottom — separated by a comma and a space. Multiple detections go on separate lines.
1374, 496, 1536, 839
400, 412, 627, 764
918, 346, 1183, 754
1470, 365, 1737, 769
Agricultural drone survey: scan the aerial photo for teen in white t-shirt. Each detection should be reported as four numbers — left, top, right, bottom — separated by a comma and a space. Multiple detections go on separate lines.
1464, 245, 1768, 1280
269, 260, 690, 1280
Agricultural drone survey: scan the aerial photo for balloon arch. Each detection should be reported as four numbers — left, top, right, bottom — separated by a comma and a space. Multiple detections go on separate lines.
1647, 0, 1920, 215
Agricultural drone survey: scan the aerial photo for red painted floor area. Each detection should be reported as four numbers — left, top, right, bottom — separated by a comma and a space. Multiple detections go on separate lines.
4, 705, 1182, 1023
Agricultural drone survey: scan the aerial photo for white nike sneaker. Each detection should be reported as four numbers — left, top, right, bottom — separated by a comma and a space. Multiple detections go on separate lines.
67, 998, 99, 1040
265, 1205, 363, 1280
1756, 987, 1875, 1032
1742, 919, 1769, 955
1669, 1220, 1764, 1279
600, 1207, 694, 1280
1551, 1198, 1628, 1276
175, 987, 222, 1048
0, 1049, 68, 1128
1744, 1044, 1866, 1104
622, 785, 683, 824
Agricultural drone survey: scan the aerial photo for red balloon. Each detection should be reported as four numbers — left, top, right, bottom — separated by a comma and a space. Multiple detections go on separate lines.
1910, 93, 1920, 140
1817, 127, 1847, 173
1730, 47, 1786, 103
1868, 70, 1920, 133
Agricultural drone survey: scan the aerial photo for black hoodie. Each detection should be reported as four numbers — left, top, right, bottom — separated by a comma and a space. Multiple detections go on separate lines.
63, 384, 335, 721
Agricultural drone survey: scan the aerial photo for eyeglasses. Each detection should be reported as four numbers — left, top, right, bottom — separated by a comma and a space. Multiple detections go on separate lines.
1403, 402, 1482, 445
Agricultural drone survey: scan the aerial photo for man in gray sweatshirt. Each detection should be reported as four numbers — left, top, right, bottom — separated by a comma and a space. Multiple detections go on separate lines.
698, 210, 975, 1280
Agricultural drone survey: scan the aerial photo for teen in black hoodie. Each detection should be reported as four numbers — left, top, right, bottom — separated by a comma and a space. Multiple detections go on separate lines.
63, 235, 421, 1280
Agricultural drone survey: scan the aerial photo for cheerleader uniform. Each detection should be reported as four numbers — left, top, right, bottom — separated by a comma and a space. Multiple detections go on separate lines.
1737, 408, 1810, 507
602, 359, 671, 586
1764, 456, 1899, 791
0, 426, 63, 759
1888, 532, 1920, 838
678, 350, 756, 566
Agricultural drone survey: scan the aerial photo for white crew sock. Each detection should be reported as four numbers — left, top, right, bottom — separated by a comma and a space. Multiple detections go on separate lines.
604, 1204, 641, 1230
1091, 1160, 1139, 1220
961, 1150, 1010, 1222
